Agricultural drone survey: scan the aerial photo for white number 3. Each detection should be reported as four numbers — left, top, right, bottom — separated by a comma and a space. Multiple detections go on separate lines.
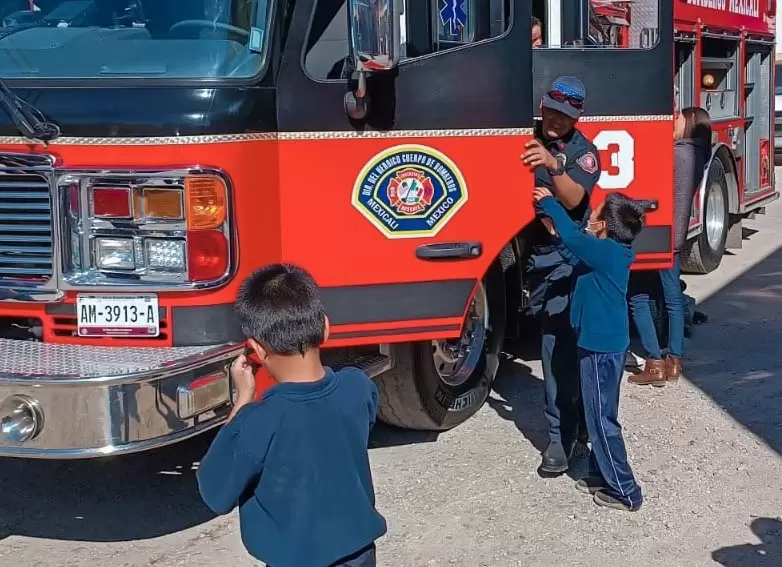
593, 130, 635, 190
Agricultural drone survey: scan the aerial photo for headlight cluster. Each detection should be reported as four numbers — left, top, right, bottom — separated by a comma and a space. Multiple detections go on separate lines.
61, 171, 231, 288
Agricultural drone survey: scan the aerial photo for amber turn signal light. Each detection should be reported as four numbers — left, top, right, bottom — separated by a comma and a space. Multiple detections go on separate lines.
185, 175, 228, 230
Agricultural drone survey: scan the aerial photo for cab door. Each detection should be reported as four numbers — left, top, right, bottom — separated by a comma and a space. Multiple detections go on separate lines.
276, 0, 535, 336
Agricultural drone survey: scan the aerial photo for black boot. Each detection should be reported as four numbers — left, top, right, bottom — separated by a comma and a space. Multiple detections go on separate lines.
539, 442, 569, 475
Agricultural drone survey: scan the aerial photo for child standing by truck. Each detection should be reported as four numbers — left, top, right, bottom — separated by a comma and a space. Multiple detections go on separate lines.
533, 187, 645, 512
197, 263, 387, 566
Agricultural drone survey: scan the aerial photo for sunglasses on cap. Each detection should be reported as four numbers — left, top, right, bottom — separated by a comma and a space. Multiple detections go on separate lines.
547, 89, 584, 109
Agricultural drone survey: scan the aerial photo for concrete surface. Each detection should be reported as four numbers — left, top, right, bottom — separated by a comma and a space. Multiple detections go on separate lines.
2, 181, 782, 567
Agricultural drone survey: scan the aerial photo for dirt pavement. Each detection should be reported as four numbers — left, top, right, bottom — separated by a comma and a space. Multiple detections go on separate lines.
2, 187, 782, 566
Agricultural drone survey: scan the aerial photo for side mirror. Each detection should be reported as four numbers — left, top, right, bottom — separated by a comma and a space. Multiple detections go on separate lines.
344, 0, 403, 120
347, 0, 402, 73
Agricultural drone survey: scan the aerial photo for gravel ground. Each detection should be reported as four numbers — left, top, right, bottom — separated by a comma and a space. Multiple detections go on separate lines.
2, 189, 782, 566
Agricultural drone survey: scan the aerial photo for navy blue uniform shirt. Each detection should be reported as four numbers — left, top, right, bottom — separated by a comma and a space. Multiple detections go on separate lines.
197, 367, 387, 567
538, 196, 634, 353
529, 123, 602, 266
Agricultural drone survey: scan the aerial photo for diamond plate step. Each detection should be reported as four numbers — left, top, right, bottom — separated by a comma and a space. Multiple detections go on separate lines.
0, 338, 238, 382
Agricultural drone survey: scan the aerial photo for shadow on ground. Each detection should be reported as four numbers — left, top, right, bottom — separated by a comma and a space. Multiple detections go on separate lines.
487, 325, 549, 453
370, 424, 439, 448
712, 517, 782, 566
0, 431, 218, 543
683, 245, 782, 456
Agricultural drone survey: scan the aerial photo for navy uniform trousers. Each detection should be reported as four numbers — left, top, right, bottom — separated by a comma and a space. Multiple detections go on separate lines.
527, 247, 586, 450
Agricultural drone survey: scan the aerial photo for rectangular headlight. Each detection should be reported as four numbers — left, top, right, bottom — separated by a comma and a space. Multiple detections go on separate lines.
94, 237, 135, 270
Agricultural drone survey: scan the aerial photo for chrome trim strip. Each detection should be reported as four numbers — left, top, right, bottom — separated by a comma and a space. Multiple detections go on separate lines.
577, 115, 674, 123
0, 118, 673, 146
278, 128, 535, 139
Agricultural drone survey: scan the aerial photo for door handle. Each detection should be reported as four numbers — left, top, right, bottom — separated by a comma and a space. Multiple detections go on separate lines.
416, 242, 482, 261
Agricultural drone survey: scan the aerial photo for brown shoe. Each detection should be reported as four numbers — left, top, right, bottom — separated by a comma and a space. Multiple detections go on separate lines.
665, 356, 681, 381
628, 359, 666, 387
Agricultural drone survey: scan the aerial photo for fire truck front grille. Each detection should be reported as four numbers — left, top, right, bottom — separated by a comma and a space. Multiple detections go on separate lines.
0, 173, 53, 281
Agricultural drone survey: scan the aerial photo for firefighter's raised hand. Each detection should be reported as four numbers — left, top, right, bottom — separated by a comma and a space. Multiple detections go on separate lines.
533, 187, 553, 202
230, 353, 257, 405
521, 139, 557, 170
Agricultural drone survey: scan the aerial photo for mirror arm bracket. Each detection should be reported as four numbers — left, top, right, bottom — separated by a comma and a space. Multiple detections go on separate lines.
344, 69, 369, 121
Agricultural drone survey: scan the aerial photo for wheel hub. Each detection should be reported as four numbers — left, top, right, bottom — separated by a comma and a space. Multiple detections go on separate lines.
705, 181, 726, 250
431, 283, 489, 388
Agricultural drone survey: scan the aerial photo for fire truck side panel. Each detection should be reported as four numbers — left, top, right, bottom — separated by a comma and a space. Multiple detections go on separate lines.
277, 134, 532, 286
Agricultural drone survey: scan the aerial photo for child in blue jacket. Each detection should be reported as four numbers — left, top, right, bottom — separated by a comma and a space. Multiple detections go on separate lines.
533, 187, 646, 512
197, 263, 387, 566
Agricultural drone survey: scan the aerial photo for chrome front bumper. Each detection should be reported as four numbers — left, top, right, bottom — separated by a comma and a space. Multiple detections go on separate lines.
0, 339, 243, 459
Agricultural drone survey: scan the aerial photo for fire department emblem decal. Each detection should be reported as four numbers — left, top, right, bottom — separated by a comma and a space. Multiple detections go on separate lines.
352, 144, 468, 239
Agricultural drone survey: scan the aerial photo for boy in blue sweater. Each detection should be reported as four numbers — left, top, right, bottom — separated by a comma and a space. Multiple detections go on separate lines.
196, 263, 387, 566
533, 187, 646, 512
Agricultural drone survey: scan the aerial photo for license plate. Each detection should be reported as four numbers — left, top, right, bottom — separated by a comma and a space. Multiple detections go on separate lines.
77, 294, 160, 338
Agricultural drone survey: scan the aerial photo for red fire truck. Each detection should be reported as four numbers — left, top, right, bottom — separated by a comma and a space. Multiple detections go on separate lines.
0, 0, 768, 459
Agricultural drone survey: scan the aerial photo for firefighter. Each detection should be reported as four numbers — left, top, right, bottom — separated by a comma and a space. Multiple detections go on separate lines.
521, 76, 601, 475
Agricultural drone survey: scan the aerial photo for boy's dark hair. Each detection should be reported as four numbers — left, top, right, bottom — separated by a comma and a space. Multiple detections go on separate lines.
532, 16, 542, 28
601, 192, 646, 245
235, 263, 326, 355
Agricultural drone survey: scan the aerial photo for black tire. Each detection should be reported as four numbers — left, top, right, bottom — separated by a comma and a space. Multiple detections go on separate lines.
681, 158, 729, 274
376, 263, 506, 431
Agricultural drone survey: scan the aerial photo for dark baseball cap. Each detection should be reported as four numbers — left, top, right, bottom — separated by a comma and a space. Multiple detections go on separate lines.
541, 76, 586, 120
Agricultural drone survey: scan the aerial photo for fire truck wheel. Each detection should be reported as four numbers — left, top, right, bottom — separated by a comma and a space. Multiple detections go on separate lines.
681, 158, 729, 274
376, 263, 506, 431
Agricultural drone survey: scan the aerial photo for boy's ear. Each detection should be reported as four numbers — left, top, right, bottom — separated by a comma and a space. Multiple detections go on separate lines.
323, 315, 330, 345
247, 338, 268, 361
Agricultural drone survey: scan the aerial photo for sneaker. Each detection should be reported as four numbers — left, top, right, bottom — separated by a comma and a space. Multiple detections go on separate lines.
593, 489, 642, 512
575, 476, 607, 494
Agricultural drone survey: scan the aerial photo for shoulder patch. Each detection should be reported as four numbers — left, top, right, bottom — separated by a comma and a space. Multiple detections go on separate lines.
576, 152, 598, 174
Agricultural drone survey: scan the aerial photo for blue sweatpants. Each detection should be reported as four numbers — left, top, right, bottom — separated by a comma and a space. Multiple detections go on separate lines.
578, 348, 643, 510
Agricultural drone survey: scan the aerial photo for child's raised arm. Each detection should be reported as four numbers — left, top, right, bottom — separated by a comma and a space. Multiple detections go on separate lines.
533, 188, 616, 272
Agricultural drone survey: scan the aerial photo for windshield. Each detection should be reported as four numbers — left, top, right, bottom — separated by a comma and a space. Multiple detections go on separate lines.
0, 0, 271, 79
776, 64, 782, 96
